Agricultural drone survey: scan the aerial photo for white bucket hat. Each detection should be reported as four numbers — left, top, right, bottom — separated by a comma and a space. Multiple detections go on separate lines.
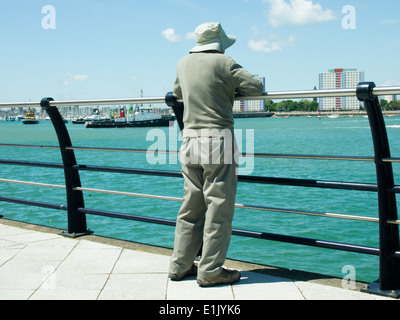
189, 22, 236, 53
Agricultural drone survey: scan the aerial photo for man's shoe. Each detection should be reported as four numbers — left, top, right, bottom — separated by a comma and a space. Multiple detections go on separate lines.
197, 268, 241, 287
169, 264, 197, 281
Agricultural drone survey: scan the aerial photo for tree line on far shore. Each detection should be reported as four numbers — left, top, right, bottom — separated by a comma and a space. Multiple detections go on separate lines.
380, 99, 400, 111
264, 100, 318, 112
264, 99, 400, 112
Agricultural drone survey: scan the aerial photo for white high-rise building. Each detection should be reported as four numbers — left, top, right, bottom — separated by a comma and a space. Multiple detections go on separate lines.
233, 76, 265, 112
319, 68, 365, 110
381, 95, 397, 103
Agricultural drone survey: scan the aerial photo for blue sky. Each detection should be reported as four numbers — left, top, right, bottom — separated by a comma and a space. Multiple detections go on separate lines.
0, 0, 399, 103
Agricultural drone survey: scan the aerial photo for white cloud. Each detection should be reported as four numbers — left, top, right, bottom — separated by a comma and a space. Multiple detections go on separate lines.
185, 32, 196, 40
249, 34, 295, 53
264, 0, 337, 27
161, 28, 196, 43
161, 28, 181, 43
381, 19, 399, 25
72, 74, 88, 81
380, 80, 400, 87
63, 72, 88, 86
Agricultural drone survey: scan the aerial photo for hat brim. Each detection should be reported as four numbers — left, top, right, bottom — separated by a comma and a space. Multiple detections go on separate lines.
189, 34, 236, 53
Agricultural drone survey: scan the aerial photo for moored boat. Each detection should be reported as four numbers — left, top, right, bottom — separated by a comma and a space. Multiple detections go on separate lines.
85, 108, 175, 128
327, 113, 339, 119
22, 109, 39, 124
71, 117, 86, 124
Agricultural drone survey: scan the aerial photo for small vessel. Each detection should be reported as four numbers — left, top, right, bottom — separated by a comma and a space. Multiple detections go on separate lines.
327, 113, 339, 119
71, 117, 86, 124
22, 109, 39, 124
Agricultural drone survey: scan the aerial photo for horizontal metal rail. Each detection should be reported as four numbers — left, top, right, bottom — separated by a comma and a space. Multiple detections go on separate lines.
0, 193, 387, 256
66, 148, 377, 162
0, 97, 166, 108
0, 158, 382, 192
0, 196, 68, 211
72, 163, 380, 192
0, 159, 64, 169
0, 178, 65, 189
247, 153, 374, 161
0, 143, 61, 150
1, 86, 399, 108
76, 206, 380, 256
3, 143, 400, 163
229, 228, 380, 256
0, 177, 383, 223
73, 186, 380, 223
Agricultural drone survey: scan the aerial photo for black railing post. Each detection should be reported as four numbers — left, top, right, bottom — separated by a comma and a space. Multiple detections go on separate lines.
357, 83, 400, 298
40, 97, 92, 237
165, 92, 184, 131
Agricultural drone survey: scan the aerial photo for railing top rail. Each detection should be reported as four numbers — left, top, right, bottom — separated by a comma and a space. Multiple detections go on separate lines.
0, 86, 399, 108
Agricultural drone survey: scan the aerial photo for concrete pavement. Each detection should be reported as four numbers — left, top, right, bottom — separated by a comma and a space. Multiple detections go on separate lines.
0, 219, 394, 300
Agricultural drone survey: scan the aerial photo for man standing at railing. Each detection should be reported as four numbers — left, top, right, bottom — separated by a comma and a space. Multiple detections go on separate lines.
168, 22, 264, 287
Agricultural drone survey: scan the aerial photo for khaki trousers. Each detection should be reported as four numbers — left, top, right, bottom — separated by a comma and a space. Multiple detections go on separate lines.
169, 134, 238, 279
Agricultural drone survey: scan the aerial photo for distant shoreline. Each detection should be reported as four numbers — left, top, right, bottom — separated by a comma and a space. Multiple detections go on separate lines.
265, 110, 400, 118
233, 112, 274, 118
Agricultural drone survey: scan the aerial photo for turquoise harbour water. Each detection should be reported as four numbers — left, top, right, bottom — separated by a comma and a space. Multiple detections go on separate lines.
1, 115, 400, 283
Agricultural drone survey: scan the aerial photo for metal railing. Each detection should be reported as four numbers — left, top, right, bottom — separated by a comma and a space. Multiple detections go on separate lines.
0, 82, 400, 298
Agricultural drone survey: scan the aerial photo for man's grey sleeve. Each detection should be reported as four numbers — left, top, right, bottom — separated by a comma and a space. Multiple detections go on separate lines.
230, 60, 264, 97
